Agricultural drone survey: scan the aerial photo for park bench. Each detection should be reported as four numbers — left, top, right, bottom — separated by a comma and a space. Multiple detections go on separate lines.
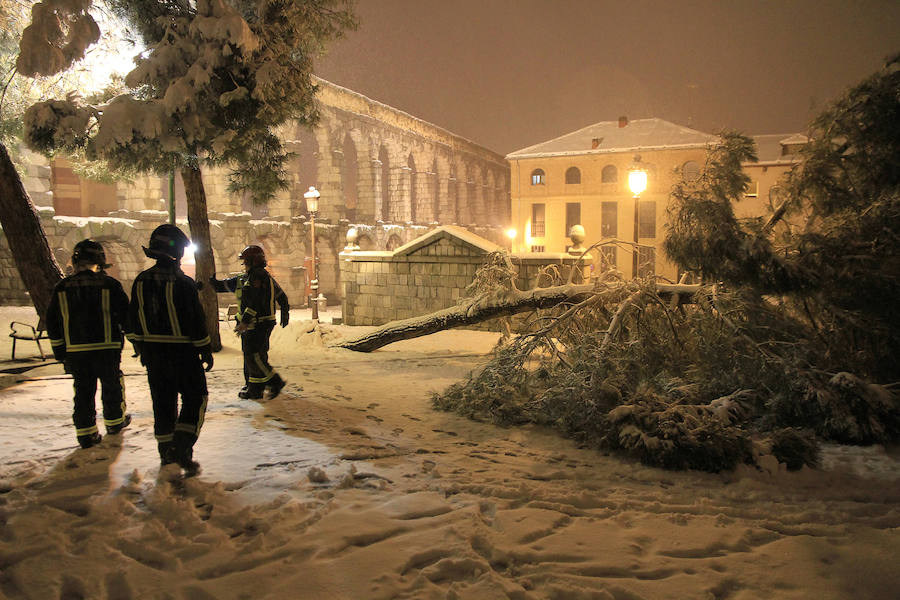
219, 304, 239, 322
9, 320, 48, 360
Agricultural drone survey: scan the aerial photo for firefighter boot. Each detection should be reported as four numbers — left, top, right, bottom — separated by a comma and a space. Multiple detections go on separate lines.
78, 432, 102, 449
171, 445, 201, 477
267, 375, 286, 399
238, 385, 264, 400
107, 414, 132, 435
159, 442, 175, 466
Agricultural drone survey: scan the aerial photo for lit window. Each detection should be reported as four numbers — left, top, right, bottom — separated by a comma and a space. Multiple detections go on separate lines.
531, 203, 545, 237
601, 165, 617, 184
565, 203, 581, 238
601, 201, 617, 238
638, 201, 656, 238
531, 169, 545, 185
565, 167, 581, 184
745, 180, 759, 198
530, 245, 545, 252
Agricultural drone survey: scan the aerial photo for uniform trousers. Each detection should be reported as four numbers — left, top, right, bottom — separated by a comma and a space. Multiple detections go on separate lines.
241, 320, 281, 393
65, 349, 126, 446
141, 344, 208, 462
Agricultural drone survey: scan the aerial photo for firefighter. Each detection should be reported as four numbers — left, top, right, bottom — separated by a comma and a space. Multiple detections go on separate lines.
45, 239, 131, 449
209, 245, 288, 400
128, 224, 213, 475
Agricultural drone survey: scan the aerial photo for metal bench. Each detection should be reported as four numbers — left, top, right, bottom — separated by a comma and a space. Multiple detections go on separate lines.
9, 321, 48, 360
219, 304, 239, 322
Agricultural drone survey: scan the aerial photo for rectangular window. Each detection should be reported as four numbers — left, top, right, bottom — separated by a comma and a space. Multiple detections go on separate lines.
530, 245, 545, 252
601, 201, 617, 238
531, 203, 545, 237
600, 246, 617, 269
637, 246, 656, 277
638, 200, 656, 238
745, 180, 759, 198
565, 202, 581, 238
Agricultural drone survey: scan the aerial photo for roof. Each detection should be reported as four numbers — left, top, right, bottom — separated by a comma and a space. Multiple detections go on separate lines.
393, 225, 501, 257
506, 118, 718, 159
749, 133, 809, 165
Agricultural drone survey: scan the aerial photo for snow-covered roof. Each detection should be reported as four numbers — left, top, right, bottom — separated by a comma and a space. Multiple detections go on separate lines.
393, 225, 501, 257
506, 118, 718, 159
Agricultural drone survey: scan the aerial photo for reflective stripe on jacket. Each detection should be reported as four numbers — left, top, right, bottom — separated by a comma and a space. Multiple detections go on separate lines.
214, 268, 287, 327
45, 270, 129, 353
127, 265, 211, 350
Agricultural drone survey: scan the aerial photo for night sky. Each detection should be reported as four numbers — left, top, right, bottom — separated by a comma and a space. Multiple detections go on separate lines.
314, 0, 900, 155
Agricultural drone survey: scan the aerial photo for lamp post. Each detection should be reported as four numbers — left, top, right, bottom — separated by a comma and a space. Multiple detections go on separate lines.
304, 186, 321, 321
628, 155, 648, 279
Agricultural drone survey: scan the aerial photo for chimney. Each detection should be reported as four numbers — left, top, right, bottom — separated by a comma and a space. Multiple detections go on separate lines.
618, 116, 629, 128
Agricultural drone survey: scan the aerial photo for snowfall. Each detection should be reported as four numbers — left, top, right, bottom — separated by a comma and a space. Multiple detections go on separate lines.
0, 303, 898, 600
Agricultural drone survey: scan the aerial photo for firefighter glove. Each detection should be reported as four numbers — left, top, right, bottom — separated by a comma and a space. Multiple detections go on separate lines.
200, 351, 214, 372
280, 307, 289, 328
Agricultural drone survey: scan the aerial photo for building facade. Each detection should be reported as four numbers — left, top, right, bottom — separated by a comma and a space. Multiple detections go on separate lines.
3, 78, 511, 306
506, 117, 805, 282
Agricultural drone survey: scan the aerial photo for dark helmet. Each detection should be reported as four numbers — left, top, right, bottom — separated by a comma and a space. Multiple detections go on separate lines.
72, 239, 111, 268
143, 224, 190, 261
239, 245, 266, 268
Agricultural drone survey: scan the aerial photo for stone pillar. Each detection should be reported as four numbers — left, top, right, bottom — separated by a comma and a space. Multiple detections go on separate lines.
366, 158, 383, 222
397, 165, 412, 222
416, 170, 436, 223
313, 128, 340, 222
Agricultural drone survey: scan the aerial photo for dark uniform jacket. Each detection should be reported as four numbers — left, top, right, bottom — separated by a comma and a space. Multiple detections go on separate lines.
46, 270, 130, 360
212, 267, 288, 329
127, 264, 211, 352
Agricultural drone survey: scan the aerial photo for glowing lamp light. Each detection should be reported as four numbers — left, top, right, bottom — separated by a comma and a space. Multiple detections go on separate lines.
304, 186, 320, 213
628, 157, 648, 197
506, 228, 517, 240
186, 242, 198, 255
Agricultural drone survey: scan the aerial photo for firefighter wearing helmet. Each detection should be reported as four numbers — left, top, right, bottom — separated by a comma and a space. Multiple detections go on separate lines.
45, 239, 131, 449
210, 244, 289, 400
127, 224, 213, 475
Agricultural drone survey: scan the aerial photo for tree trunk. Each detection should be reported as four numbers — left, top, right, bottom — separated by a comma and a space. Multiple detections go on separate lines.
337, 283, 701, 353
181, 165, 222, 352
0, 143, 63, 320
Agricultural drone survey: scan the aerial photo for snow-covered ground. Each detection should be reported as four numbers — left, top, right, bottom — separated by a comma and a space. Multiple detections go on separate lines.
1, 304, 898, 599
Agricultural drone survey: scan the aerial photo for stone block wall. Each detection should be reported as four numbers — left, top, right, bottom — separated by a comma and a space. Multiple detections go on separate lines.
340, 237, 486, 326
340, 227, 592, 327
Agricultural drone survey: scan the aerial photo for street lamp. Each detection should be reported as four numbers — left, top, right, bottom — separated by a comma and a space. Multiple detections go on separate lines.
505, 227, 517, 252
304, 185, 321, 321
628, 155, 648, 279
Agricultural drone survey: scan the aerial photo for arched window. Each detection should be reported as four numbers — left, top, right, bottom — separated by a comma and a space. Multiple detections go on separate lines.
682, 160, 701, 182
565, 166, 581, 184
530, 169, 545, 186
601, 165, 617, 183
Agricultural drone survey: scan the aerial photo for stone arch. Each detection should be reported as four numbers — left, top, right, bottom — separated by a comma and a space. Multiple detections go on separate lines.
485, 170, 498, 225
468, 164, 483, 224
293, 125, 320, 216
356, 234, 375, 251
386, 234, 403, 251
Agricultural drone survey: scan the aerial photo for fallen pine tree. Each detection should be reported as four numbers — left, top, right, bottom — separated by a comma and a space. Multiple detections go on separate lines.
336, 276, 700, 353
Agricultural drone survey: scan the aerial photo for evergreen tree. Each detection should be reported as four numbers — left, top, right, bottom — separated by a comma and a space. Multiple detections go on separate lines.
21, 0, 356, 350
